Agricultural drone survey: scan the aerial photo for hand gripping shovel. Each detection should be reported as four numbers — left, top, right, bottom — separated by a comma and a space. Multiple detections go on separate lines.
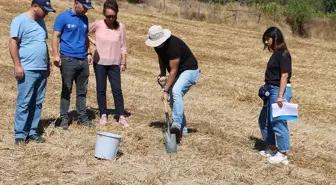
158, 79, 177, 153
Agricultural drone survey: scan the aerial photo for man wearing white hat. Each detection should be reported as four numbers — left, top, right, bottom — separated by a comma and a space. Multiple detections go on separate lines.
145, 25, 200, 144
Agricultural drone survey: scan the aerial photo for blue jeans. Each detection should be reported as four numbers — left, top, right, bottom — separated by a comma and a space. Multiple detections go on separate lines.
258, 84, 292, 152
14, 70, 47, 139
169, 69, 200, 130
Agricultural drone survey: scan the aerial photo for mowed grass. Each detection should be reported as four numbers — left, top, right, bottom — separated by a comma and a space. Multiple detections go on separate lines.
0, 0, 335, 184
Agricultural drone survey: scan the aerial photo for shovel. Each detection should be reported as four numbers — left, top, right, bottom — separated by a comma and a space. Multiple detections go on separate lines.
158, 79, 177, 153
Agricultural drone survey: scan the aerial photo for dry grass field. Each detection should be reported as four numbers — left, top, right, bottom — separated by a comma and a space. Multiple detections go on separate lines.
0, 0, 335, 184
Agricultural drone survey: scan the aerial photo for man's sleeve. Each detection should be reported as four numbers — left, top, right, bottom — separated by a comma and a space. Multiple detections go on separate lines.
85, 16, 89, 34
41, 20, 48, 39
168, 42, 180, 60
53, 14, 64, 32
10, 17, 22, 39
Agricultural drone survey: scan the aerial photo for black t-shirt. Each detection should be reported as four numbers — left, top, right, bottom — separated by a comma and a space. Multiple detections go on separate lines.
154, 35, 198, 75
265, 51, 292, 86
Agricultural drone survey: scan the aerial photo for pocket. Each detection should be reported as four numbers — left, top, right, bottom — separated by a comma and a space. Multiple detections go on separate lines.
191, 70, 200, 85
60, 55, 72, 62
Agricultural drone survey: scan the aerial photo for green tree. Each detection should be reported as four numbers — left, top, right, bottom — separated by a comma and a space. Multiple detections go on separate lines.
324, 0, 336, 12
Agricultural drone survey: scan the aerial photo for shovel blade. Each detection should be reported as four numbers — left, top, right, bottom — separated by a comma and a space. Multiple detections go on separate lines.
164, 132, 177, 153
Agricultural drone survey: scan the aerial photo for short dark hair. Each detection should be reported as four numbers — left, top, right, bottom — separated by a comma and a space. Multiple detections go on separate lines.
103, 0, 119, 29
262, 27, 290, 55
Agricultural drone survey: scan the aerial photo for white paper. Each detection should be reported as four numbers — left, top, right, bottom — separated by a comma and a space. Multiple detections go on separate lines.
271, 102, 298, 117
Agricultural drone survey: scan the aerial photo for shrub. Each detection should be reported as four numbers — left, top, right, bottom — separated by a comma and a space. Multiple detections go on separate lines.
255, 2, 284, 21
285, 0, 315, 37
327, 12, 336, 24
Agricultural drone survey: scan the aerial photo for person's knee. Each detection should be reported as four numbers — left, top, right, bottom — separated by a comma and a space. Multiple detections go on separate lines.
76, 83, 88, 96
16, 102, 29, 110
17, 95, 32, 109
61, 87, 72, 98
36, 103, 43, 109
76, 90, 87, 97
96, 85, 106, 94
273, 123, 288, 136
172, 87, 183, 98
112, 88, 122, 95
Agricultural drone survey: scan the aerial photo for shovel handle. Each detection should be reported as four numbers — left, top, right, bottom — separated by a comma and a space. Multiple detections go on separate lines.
158, 78, 170, 131
164, 99, 170, 131
157, 78, 165, 89
163, 98, 169, 113
158, 78, 169, 113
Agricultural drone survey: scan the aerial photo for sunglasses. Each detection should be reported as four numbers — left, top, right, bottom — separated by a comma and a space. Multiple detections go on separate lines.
105, 14, 117, 19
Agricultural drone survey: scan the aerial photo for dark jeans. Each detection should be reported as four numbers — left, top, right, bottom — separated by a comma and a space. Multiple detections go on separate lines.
60, 55, 89, 121
93, 63, 124, 117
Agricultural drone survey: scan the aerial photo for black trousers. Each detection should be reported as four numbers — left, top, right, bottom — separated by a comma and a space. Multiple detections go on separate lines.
94, 63, 124, 117
60, 55, 89, 121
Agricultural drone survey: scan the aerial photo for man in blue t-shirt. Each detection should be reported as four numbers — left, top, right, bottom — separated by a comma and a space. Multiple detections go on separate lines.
52, 0, 94, 129
9, 0, 55, 145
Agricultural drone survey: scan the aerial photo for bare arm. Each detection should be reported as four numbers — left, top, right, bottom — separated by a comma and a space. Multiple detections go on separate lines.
163, 58, 180, 91
9, 37, 24, 80
52, 31, 61, 67
88, 21, 97, 46
9, 38, 20, 67
119, 54, 126, 71
88, 34, 96, 46
159, 58, 166, 77
86, 35, 93, 65
121, 54, 127, 64
277, 72, 289, 107
86, 35, 90, 52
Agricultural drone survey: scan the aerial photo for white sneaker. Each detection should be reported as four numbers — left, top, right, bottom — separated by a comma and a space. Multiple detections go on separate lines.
259, 149, 277, 157
268, 152, 289, 165
182, 127, 188, 136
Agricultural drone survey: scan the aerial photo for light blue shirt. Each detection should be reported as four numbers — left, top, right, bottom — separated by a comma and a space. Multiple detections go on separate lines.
10, 13, 48, 70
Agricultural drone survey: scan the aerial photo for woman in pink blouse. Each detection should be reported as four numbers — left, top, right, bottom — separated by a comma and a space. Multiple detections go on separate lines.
89, 0, 129, 127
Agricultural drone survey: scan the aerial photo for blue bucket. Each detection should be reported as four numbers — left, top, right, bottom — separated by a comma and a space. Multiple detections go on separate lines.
94, 132, 122, 160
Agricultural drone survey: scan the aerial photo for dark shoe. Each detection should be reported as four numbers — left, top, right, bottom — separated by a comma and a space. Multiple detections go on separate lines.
58, 118, 69, 130
170, 125, 182, 144
14, 138, 26, 145
28, 135, 45, 143
78, 118, 95, 128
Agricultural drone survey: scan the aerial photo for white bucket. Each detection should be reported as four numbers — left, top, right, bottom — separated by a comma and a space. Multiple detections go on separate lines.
94, 132, 122, 160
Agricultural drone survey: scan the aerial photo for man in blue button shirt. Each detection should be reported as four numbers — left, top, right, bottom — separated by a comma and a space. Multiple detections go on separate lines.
52, 0, 94, 129
9, 0, 56, 145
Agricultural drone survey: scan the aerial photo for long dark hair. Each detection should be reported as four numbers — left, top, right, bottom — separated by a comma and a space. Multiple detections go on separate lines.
262, 27, 289, 55
103, 0, 119, 29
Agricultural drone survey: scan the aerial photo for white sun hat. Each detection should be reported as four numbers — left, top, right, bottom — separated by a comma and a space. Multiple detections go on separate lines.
145, 25, 172, 47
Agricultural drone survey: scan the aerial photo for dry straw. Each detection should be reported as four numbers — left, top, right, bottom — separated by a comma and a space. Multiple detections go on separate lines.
0, 0, 335, 184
